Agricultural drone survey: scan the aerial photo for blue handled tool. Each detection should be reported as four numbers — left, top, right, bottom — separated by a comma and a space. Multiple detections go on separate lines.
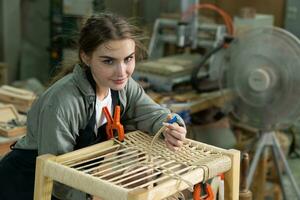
167, 116, 177, 124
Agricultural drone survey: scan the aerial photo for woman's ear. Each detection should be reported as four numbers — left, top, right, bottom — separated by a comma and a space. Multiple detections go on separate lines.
80, 51, 90, 66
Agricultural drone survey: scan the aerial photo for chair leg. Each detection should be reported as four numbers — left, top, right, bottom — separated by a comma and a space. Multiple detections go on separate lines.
34, 154, 56, 200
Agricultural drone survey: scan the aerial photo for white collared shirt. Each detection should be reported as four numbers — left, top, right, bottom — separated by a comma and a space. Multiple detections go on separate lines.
94, 89, 112, 135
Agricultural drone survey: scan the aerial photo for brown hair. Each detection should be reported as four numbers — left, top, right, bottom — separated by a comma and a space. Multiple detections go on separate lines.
49, 12, 147, 85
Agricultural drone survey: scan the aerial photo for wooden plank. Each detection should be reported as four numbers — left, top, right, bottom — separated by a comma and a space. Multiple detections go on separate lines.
0, 126, 26, 137
136, 54, 201, 77
0, 85, 36, 112
0, 104, 19, 122
128, 168, 204, 200
189, 90, 233, 114
0, 135, 22, 156
34, 154, 56, 200
0, 87, 34, 101
158, 90, 233, 114
1, 85, 34, 96
224, 149, 240, 200
56, 139, 115, 163
44, 159, 129, 200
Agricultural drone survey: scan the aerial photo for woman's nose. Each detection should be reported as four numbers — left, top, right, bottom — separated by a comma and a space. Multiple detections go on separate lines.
116, 62, 126, 75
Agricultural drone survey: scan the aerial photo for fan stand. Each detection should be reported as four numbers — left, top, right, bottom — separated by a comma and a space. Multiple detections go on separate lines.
246, 131, 300, 199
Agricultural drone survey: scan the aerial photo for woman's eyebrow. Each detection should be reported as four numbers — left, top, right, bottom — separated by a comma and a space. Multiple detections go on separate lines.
125, 52, 135, 59
99, 52, 135, 60
99, 55, 115, 59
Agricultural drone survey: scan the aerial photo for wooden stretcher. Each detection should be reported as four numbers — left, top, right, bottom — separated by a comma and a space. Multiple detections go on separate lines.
34, 131, 240, 200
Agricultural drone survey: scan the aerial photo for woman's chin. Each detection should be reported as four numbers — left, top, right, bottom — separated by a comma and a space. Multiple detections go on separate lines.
110, 82, 127, 90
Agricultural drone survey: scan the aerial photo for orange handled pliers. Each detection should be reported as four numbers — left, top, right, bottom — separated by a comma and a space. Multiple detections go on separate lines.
102, 105, 125, 142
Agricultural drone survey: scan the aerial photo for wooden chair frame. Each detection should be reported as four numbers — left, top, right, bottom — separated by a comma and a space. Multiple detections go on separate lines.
34, 131, 240, 200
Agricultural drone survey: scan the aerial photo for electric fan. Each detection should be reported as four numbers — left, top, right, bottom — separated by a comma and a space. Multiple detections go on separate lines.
220, 27, 300, 199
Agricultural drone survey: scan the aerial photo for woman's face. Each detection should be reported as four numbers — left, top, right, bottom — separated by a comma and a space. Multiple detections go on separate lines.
82, 39, 136, 96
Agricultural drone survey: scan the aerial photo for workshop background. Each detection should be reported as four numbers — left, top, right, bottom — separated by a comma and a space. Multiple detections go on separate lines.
1, 0, 300, 199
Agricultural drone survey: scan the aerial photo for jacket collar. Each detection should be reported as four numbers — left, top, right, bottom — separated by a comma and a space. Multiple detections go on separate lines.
73, 64, 96, 104
72, 64, 124, 113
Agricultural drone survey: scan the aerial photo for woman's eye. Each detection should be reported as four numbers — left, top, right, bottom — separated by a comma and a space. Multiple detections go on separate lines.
102, 59, 113, 65
125, 56, 133, 63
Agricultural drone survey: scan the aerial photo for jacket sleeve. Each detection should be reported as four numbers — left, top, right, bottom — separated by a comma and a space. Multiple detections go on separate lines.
36, 104, 89, 200
123, 78, 185, 135
37, 104, 76, 155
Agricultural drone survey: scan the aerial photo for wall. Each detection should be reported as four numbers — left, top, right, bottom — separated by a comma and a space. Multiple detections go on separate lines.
19, 0, 50, 83
0, 0, 50, 84
104, 0, 181, 24
104, 0, 137, 18
0, 1, 3, 61
1, 0, 21, 83
285, 0, 300, 38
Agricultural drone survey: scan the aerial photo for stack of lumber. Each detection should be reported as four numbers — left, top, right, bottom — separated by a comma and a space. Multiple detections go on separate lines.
0, 85, 36, 113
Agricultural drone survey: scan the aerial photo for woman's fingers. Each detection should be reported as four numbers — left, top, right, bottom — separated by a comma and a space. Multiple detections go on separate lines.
165, 139, 179, 151
163, 123, 186, 140
163, 122, 187, 151
165, 131, 183, 145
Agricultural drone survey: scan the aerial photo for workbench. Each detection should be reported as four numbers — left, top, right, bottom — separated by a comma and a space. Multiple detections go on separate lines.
0, 135, 24, 157
148, 89, 232, 114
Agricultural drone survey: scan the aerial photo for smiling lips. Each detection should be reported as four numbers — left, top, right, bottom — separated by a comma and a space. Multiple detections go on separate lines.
113, 78, 127, 85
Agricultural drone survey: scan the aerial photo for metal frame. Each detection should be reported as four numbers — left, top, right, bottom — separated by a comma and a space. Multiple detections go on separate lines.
247, 131, 300, 199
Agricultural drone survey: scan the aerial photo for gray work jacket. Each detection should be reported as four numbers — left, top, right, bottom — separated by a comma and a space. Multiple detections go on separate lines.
15, 64, 184, 200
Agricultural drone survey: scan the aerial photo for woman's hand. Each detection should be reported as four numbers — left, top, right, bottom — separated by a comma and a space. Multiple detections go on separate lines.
163, 116, 187, 151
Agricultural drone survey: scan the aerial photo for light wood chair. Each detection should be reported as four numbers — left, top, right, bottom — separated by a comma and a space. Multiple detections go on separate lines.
34, 131, 240, 200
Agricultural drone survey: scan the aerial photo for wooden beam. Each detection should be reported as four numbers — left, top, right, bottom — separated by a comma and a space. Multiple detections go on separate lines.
224, 149, 241, 200
34, 154, 56, 200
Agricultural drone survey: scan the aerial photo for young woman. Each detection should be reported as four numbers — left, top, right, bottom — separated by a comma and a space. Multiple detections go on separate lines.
0, 13, 186, 200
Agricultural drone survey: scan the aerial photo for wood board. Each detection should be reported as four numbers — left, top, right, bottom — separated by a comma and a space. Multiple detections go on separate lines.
0, 135, 24, 156
0, 85, 36, 113
149, 89, 233, 114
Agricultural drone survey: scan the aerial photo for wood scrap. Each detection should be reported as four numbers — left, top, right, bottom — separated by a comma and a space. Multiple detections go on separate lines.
0, 135, 23, 156
0, 104, 26, 137
0, 85, 36, 113
157, 89, 232, 114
